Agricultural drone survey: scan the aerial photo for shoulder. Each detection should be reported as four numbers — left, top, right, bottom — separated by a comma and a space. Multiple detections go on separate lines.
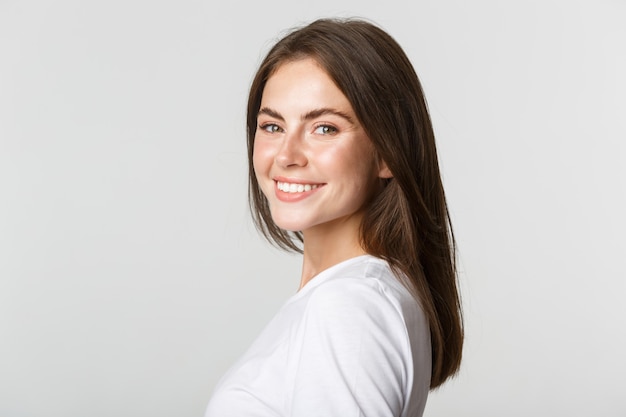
302, 256, 420, 335
287, 257, 428, 406
285, 256, 432, 413
306, 255, 417, 307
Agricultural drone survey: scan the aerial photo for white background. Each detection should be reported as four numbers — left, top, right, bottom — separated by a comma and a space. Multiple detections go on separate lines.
1, 0, 625, 416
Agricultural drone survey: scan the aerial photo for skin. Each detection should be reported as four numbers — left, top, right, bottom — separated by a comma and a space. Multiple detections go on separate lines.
253, 58, 392, 289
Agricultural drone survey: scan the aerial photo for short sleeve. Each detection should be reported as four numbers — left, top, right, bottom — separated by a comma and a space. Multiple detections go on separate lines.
285, 278, 413, 416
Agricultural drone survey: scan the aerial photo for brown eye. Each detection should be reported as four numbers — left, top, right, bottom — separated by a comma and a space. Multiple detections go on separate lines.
261, 123, 282, 133
313, 125, 337, 135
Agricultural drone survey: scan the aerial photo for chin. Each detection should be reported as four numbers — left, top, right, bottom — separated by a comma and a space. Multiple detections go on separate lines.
270, 214, 310, 233
272, 220, 304, 233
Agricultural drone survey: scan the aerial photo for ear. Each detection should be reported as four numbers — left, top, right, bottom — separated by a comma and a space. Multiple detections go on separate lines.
377, 159, 393, 179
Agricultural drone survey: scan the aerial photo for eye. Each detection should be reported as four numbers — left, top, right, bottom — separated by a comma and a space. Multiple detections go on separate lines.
313, 124, 338, 135
260, 123, 283, 133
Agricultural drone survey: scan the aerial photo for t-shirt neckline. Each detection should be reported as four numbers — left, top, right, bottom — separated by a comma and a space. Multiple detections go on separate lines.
288, 254, 378, 303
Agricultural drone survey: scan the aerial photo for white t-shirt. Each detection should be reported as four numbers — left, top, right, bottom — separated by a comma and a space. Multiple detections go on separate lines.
205, 254, 431, 417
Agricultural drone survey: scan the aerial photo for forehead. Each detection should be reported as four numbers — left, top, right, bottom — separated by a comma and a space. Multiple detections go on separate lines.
261, 58, 354, 112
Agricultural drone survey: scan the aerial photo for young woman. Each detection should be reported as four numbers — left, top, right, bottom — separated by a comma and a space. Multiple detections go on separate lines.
206, 18, 463, 417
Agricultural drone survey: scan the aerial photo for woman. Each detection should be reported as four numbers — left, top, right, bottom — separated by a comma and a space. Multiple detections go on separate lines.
206, 18, 463, 417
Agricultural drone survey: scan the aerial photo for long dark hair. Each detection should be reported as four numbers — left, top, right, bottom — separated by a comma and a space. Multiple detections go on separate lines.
246, 18, 463, 389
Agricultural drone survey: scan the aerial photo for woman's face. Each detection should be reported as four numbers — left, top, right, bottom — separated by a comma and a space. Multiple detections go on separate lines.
253, 58, 390, 234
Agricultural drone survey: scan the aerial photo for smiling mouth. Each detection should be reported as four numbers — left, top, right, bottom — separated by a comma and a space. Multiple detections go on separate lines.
276, 181, 322, 193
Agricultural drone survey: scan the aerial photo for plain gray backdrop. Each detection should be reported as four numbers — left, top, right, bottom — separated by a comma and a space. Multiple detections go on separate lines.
1, 0, 625, 416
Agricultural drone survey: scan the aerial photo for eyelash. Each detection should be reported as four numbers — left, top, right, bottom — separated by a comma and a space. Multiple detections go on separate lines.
259, 123, 283, 133
313, 124, 338, 135
258, 123, 338, 136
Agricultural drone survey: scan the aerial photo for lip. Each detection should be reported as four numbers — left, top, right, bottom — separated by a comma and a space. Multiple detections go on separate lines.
272, 176, 325, 202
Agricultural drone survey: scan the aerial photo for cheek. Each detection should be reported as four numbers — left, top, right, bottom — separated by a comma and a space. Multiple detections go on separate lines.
321, 143, 378, 184
252, 138, 271, 176
252, 139, 278, 201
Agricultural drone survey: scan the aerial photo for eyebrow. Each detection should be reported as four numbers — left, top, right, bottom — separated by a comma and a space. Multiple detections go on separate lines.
257, 107, 355, 124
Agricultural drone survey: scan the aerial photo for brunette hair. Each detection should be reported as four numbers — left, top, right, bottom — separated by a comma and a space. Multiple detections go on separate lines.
246, 18, 463, 388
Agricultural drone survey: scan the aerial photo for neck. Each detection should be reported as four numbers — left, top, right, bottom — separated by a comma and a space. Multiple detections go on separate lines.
298, 213, 367, 290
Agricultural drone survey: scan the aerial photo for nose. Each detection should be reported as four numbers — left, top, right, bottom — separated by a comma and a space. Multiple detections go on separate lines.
275, 131, 308, 168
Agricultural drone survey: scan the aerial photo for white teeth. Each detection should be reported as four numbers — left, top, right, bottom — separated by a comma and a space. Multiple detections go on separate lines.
277, 181, 319, 193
